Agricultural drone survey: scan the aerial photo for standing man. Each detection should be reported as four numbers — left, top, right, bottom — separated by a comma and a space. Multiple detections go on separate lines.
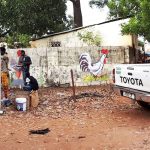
18, 50, 32, 85
1, 47, 9, 100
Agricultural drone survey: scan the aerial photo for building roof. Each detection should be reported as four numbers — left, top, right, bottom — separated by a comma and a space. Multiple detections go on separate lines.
34, 16, 131, 41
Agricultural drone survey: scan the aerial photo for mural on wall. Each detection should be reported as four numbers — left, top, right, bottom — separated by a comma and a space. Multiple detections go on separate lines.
79, 49, 110, 83
9, 50, 24, 87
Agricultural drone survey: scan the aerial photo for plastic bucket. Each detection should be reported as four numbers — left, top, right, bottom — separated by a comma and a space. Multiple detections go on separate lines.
16, 98, 27, 111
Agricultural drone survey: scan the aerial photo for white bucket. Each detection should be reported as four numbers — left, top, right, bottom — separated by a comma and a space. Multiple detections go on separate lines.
16, 98, 27, 111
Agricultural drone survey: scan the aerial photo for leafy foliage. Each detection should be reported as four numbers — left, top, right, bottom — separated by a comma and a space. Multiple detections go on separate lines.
0, 0, 74, 47
78, 30, 102, 46
89, 0, 108, 8
0, 0, 73, 46
2, 0, 68, 36
6, 34, 30, 48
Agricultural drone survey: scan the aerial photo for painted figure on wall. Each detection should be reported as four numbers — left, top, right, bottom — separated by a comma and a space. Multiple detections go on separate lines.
16, 50, 22, 79
79, 49, 109, 76
10, 50, 22, 79
9, 50, 24, 87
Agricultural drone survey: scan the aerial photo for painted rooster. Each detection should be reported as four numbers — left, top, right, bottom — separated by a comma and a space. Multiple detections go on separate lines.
79, 49, 108, 76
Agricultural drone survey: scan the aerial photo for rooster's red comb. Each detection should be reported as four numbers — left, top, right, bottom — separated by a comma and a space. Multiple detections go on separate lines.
101, 49, 109, 54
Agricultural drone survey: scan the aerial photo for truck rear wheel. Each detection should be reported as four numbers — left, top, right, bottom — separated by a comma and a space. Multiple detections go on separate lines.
137, 101, 150, 109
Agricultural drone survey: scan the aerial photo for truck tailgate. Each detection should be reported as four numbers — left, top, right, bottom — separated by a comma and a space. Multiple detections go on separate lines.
114, 64, 150, 93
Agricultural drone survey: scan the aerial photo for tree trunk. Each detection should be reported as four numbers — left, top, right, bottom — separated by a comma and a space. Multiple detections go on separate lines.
70, 0, 83, 28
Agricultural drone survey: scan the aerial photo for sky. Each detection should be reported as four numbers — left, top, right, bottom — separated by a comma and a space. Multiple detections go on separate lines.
66, 0, 109, 26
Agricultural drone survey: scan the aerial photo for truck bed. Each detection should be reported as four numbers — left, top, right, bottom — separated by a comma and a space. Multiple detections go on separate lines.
114, 64, 150, 93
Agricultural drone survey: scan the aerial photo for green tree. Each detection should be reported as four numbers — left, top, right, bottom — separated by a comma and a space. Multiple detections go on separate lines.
78, 30, 102, 46
6, 34, 30, 48
0, 0, 8, 37
0, 0, 69, 36
0, 0, 75, 47
89, 0, 108, 8
89, 0, 150, 42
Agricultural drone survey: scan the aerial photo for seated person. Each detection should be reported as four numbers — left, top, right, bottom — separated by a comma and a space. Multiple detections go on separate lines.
23, 74, 39, 91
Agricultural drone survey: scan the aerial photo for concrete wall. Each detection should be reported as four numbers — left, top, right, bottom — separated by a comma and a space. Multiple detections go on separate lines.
8, 46, 129, 87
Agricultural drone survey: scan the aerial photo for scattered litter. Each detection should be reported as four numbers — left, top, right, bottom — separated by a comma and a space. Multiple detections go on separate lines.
1, 85, 119, 117
16, 140, 23, 143
0, 110, 5, 115
78, 136, 86, 139
29, 128, 50, 135
57, 92, 65, 97
61, 92, 104, 101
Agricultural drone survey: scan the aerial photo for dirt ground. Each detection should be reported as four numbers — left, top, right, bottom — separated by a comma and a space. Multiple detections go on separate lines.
0, 85, 150, 150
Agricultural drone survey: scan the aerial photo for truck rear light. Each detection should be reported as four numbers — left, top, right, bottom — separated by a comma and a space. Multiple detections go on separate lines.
112, 68, 115, 83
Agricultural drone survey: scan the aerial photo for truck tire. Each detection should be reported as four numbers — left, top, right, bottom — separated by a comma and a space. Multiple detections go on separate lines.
137, 101, 150, 109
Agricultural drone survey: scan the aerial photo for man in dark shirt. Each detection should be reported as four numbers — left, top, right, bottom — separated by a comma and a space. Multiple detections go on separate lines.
18, 50, 32, 85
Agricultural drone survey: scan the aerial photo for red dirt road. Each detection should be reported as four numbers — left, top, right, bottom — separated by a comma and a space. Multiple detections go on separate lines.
0, 85, 150, 150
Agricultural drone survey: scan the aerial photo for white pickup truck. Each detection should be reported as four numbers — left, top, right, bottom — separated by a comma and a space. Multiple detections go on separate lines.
113, 64, 150, 109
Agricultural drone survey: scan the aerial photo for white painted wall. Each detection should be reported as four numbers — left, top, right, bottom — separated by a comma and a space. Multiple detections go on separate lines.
7, 46, 129, 87
31, 19, 133, 48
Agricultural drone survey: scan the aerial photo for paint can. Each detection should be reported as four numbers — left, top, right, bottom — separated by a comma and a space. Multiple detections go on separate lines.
16, 98, 27, 111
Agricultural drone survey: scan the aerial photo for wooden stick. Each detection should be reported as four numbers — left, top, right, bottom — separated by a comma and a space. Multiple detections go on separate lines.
70, 69, 76, 102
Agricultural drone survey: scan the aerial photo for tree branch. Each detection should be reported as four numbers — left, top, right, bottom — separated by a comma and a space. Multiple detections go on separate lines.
70, 0, 75, 4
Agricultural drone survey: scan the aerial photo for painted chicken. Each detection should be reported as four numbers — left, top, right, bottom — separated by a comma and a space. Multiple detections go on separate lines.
79, 50, 108, 76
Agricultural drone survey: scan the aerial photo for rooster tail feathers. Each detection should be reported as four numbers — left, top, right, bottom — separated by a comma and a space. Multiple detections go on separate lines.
79, 53, 91, 72
80, 61, 89, 72
79, 57, 88, 64
79, 53, 91, 63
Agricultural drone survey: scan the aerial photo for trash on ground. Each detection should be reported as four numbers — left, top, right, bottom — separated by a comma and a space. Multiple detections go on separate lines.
0, 110, 6, 115
29, 128, 50, 135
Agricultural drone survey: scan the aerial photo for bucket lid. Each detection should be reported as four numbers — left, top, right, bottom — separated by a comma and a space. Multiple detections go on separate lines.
16, 98, 26, 103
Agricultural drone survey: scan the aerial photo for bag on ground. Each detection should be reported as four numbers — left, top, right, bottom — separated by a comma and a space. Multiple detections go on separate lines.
30, 90, 39, 108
